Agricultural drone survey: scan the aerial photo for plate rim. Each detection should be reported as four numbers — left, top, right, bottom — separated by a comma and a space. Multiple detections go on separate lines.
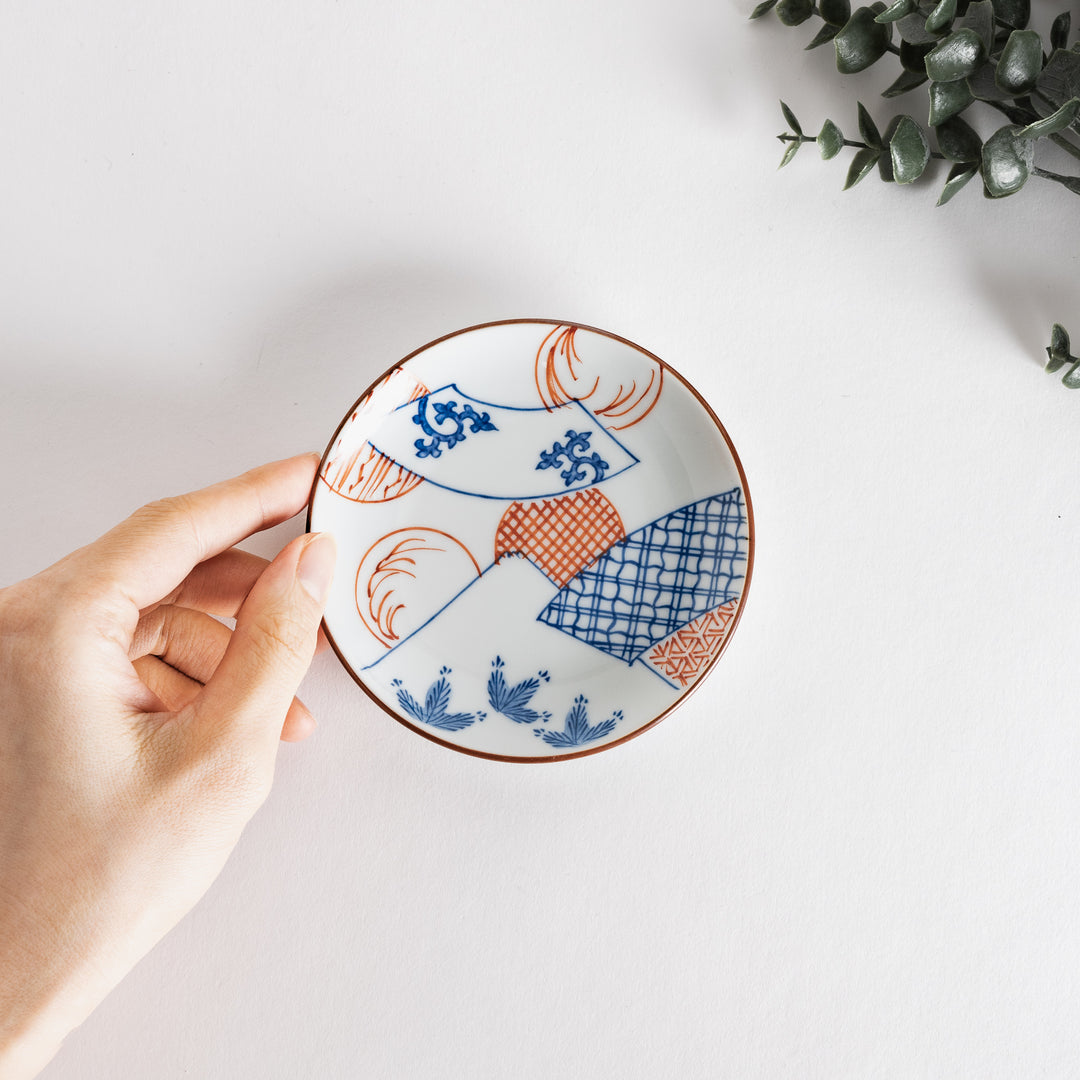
306, 317, 756, 764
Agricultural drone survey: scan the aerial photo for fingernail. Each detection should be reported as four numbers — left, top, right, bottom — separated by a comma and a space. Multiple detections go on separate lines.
297, 532, 337, 604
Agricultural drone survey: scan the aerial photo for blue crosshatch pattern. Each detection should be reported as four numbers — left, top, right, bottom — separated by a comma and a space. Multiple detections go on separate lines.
536, 488, 748, 664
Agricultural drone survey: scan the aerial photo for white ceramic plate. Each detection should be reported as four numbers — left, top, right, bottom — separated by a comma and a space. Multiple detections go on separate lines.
308, 320, 754, 762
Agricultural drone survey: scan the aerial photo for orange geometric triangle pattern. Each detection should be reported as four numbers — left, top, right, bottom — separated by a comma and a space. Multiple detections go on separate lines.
645, 599, 740, 687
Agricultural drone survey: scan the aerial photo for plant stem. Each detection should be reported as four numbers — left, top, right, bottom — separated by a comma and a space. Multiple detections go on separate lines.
1032, 166, 1080, 194
777, 132, 946, 159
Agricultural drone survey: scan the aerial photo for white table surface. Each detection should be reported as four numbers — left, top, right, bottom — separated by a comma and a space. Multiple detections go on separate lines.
4, 2, 1080, 1077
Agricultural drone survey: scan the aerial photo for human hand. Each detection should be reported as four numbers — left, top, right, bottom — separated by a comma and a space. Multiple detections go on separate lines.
0, 455, 336, 1079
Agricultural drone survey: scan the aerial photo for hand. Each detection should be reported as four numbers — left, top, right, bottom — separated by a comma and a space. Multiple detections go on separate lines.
0, 455, 336, 1079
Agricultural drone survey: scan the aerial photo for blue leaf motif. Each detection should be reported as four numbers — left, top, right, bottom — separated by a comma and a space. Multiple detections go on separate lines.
391, 669, 484, 732
537, 696, 622, 748
487, 656, 551, 725
535, 430, 608, 488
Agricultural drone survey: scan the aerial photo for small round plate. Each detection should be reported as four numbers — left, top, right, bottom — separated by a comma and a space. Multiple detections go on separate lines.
308, 320, 754, 762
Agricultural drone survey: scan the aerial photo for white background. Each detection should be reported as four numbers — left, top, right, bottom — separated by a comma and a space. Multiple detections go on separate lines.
3, 1, 1080, 1076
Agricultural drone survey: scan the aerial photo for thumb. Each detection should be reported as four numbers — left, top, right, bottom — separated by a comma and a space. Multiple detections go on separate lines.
195, 532, 336, 747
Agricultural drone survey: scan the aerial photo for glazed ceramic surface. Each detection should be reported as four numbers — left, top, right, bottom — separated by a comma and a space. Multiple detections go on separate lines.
309, 320, 754, 761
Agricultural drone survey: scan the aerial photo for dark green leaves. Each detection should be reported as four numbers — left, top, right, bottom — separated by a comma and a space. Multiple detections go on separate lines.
818, 119, 845, 158
996, 30, 1044, 95
835, 6, 893, 73
1036, 49, 1080, 113
781, 100, 803, 136
1050, 12, 1071, 52
777, 0, 814, 26
924, 29, 985, 82
858, 100, 883, 146
991, 0, 1029, 30
924, 0, 956, 35
1017, 97, 1080, 139
981, 125, 1035, 196
959, 0, 994, 53
889, 115, 931, 181
937, 163, 978, 204
1046, 324, 1080, 387
844, 147, 882, 187
749, 0, 778, 18
883, 68, 928, 96
819, 0, 852, 26
936, 115, 982, 161
928, 79, 975, 124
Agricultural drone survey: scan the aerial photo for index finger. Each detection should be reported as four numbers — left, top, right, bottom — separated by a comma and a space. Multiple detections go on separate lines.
81, 454, 320, 613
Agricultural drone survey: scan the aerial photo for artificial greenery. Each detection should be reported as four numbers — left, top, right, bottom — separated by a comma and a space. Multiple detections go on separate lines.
753, 0, 1080, 201
1046, 323, 1080, 386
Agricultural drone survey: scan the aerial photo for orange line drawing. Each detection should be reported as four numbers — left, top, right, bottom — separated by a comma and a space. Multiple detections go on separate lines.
355, 527, 481, 649
534, 325, 663, 431
494, 489, 625, 587
645, 600, 740, 687
322, 368, 429, 503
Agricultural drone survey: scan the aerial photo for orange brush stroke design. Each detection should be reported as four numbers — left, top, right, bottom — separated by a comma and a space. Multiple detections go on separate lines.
355, 528, 481, 649
322, 368, 429, 503
645, 600, 740, 688
495, 489, 625, 587
534, 325, 663, 431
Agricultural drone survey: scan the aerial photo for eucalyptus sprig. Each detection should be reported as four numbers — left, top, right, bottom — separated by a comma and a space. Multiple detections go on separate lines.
754, 0, 1080, 200
1046, 324, 1080, 386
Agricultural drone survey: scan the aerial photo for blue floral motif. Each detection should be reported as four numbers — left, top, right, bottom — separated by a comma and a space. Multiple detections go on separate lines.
535, 430, 608, 488
486, 656, 551, 725
392, 667, 485, 731
534, 695, 622, 748
412, 396, 497, 459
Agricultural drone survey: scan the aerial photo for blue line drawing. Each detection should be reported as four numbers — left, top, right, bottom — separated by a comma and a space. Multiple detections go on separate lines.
486, 656, 552, 724
536, 488, 748, 664
536, 430, 608, 488
412, 395, 497, 459
534, 696, 622, 748
391, 667, 486, 732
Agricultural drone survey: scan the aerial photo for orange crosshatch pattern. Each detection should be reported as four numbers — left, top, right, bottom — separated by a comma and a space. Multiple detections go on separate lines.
494, 489, 625, 587
645, 599, 740, 687
321, 369, 429, 503
534, 324, 663, 431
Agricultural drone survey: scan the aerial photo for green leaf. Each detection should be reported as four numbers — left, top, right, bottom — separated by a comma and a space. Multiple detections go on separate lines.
900, 39, 933, 73
981, 125, 1035, 197
959, 0, 995, 53
928, 78, 975, 123
877, 116, 903, 180
806, 22, 841, 48
1046, 323, 1072, 372
875, 0, 914, 22
883, 68, 929, 96
1051, 12, 1071, 52
835, 6, 893, 73
924, 0, 957, 34
937, 163, 978, 204
1062, 363, 1080, 389
844, 147, 882, 187
779, 140, 801, 168
967, 61, 1018, 101
991, 0, 1029, 30
889, 115, 931, 182
924, 29, 985, 82
996, 29, 1044, 95
858, 101, 883, 146
1036, 49, 1080, 114
749, 0, 778, 17
780, 101, 803, 136
817, 119, 845, 158
936, 114, 982, 161
777, 0, 814, 24
1018, 97, 1080, 138
896, 12, 940, 44
819, 0, 852, 26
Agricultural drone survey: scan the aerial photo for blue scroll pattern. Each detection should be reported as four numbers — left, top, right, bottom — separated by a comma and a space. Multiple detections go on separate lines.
536, 430, 608, 488
536, 488, 748, 664
412, 396, 497, 459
